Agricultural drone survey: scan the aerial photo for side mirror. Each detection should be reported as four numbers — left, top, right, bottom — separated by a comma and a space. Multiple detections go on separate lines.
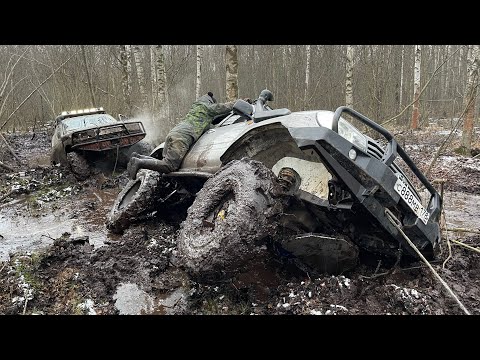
118, 114, 128, 122
232, 99, 254, 119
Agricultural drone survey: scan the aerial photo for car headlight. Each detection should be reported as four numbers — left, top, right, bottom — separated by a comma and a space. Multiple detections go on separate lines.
337, 118, 367, 152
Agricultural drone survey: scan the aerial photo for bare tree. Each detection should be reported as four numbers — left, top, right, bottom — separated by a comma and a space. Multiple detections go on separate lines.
120, 45, 133, 115
196, 45, 203, 100
399, 45, 404, 111
345, 45, 354, 108
81, 45, 96, 107
132, 45, 148, 109
411, 45, 421, 129
304, 45, 311, 107
225, 45, 238, 102
461, 45, 480, 154
150, 45, 169, 120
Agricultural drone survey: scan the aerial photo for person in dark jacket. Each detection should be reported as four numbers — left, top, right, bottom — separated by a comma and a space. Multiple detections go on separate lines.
127, 92, 240, 179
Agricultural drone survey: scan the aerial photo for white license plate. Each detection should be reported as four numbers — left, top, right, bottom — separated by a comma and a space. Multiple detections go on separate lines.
394, 178, 430, 225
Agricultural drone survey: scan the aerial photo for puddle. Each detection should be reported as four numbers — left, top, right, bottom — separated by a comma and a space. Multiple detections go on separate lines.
113, 282, 188, 315
0, 187, 119, 261
443, 191, 480, 230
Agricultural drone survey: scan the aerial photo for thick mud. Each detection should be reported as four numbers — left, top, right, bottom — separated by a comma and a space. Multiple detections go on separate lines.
1, 129, 480, 315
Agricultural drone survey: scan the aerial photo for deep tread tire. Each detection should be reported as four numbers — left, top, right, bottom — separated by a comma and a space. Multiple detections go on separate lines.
177, 158, 285, 280
67, 152, 91, 180
106, 169, 161, 233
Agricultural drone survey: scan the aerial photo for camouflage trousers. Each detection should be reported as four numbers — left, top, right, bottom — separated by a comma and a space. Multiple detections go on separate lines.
161, 121, 196, 171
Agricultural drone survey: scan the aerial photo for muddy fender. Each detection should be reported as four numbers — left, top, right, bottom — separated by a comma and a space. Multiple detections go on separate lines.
177, 158, 285, 281
106, 169, 161, 233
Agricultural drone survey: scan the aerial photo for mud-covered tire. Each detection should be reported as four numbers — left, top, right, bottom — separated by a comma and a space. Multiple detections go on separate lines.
106, 169, 162, 233
177, 158, 285, 280
67, 152, 91, 180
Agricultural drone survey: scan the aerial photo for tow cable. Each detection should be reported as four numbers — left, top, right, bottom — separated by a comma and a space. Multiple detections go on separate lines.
384, 208, 470, 315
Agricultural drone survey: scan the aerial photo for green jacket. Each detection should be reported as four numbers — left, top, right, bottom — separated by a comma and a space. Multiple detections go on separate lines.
184, 98, 235, 139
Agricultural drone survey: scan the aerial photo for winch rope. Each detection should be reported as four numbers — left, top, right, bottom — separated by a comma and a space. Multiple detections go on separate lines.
385, 209, 470, 315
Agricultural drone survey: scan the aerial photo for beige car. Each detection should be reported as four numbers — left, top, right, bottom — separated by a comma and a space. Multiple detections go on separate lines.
51, 107, 146, 179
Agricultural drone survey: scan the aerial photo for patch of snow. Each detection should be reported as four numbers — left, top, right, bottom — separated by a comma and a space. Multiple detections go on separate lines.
77, 299, 96, 315
310, 310, 322, 315
330, 304, 348, 312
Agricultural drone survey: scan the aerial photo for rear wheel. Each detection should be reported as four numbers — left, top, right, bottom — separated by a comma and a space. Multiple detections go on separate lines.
177, 158, 286, 281
106, 169, 162, 233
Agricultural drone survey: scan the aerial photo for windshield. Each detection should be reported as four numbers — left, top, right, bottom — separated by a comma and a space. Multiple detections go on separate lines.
61, 114, 117, 132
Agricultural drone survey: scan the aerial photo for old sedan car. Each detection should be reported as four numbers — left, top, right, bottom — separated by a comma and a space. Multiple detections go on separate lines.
51, 107, 146, 179
107, 90, 442, 280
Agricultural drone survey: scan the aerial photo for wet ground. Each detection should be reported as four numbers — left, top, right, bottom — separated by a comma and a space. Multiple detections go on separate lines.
0, 128, 479, 315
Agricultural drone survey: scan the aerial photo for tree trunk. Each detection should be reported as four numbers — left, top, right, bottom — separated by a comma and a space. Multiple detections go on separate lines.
120, 45, 133, 115
304, 45, 311, 107
462, 45, 480, 154
399, 44, 405, 111
151, 45, 168, 120
225, 45, 238, 102
81, 45, 96, 107
196, 45, 203, 100
132, 45, 148, 109
411, 45, 421, 129
345, 45, 354, 108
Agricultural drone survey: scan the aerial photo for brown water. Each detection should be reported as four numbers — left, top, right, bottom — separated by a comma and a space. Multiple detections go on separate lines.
0, 187, 119, 261
443, 191, 480, 232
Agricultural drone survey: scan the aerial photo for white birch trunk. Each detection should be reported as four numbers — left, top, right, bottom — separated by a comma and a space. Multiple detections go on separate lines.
399, 45, 404, 109
120, 45, 133, 114
151, 45, 168, 119
462, 45, 480, 153
132, 45, 148, 108
304, 45, 311, 107
345, 45, 354, 108
196, 45, 203, 100
225, 45, 238, 102
411, 45, 421, 129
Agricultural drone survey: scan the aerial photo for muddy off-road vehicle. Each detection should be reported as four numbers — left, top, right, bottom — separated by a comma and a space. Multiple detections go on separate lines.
51, 107, 146, 180
107, 90, 442, 278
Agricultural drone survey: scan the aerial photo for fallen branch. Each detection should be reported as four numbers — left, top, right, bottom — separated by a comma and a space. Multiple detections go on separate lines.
0, 132, 22, 163
0, 52, 77, 132
447, 227, 480, 235
0, 159, 14, 172
385, 210, 470, 315
450, 239, 480, 254
382, 46, 464, 127
0, 189, 15, 202
425, 83, 480, 177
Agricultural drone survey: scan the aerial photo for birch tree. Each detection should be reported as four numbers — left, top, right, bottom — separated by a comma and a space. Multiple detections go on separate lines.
132, 45, 148, 109
461, 45, 480, 154
411, 45, 421, 129
150, 45, 168, 119
399, 45, 404, 111
196, 45, 203, 100
120, 45, 133, 115
345, 45, 354, 108
304, 45, 311, 107
225, 45, 238, 102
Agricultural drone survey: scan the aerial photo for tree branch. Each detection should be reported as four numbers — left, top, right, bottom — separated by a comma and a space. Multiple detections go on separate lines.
381, 46, 464, 127
0, 52, 77, 132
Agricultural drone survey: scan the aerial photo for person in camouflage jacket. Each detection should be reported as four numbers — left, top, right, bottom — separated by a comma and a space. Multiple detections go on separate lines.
127, 92, 239, 179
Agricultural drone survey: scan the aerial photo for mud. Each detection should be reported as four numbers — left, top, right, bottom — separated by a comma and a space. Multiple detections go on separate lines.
1, 129, 480, 315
